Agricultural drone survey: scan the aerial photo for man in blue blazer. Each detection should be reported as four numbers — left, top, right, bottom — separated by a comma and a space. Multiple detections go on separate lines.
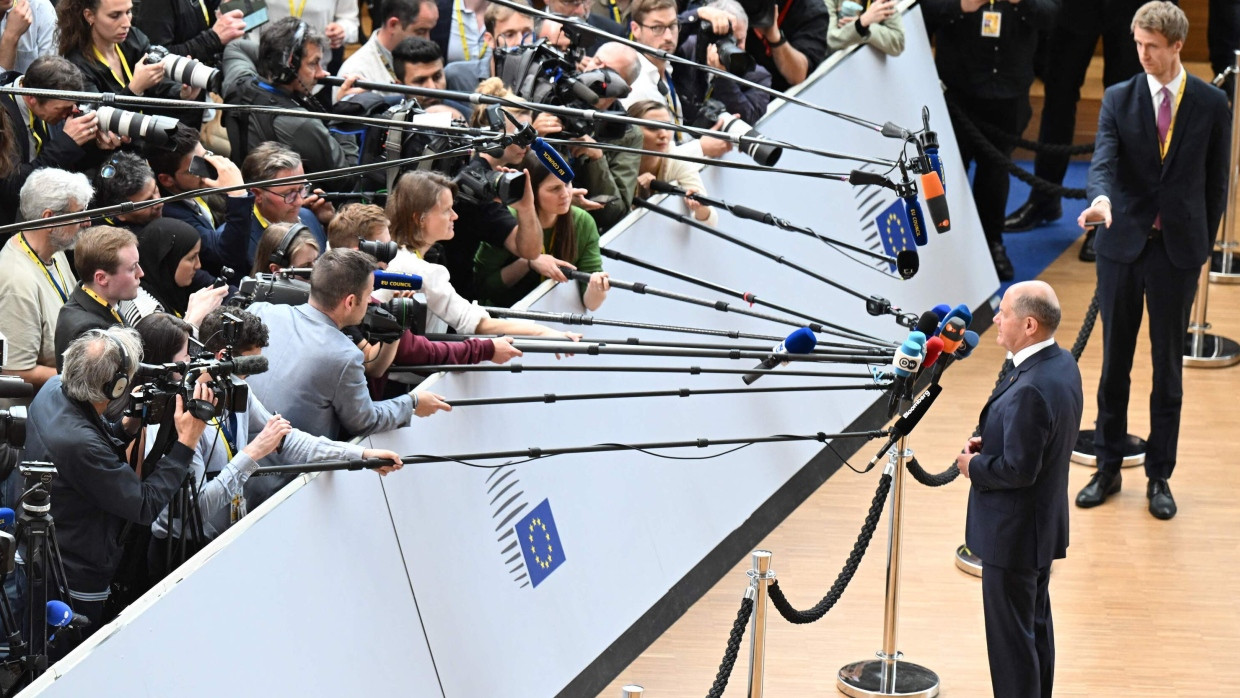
1075, 1, 1230, 519
957, 280, 1083, 698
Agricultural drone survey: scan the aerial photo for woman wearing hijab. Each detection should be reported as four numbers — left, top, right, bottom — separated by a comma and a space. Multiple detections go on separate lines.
127, 218, 227, 329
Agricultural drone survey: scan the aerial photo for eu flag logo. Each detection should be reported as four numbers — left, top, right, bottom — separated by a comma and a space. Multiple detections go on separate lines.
516, 499, 565, 588
876, 199, 916, 274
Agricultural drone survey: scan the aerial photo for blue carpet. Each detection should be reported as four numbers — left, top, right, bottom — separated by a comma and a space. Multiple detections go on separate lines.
996, 160, 1092, 293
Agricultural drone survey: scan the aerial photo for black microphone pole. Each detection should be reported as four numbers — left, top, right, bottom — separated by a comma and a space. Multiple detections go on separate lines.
388, 363, 878, 380
442, 382, 885, 408
252, 427, 893, 475
631, 198, 919, 328
481, 306, 880, 351
492, 339, 890, 364
565, 258, 893, 346
422, 332, 887, 358
537, 137, 850, 181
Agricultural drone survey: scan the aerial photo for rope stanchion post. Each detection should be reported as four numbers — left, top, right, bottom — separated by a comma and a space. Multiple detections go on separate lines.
620, 684, 644, 697
745, 550, 776, 698
1183, 261, 1240, 367
1212, 49, 1240, 282
837, 437, 939, 698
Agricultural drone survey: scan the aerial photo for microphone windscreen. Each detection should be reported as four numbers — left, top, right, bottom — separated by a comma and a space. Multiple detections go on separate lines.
938, 304, 973, 335
920, 171, 945, 199
907, 331, 927, 348
783, 327, 818, 354
46, 600, 72, 628
649, 180, 684, 195
530, 138, 575, 183
0, 508, 13, 528
232, 354, 269, 376
893, 340, 923, 377
931, 304, 951, 321
896, 249, 919, 279
957, 330, 980, 358
940, 317, 967, 343
915, 311, 940, 337
849, 169, 891, 188
939, 332, 963, 355
922, 335, 944, 368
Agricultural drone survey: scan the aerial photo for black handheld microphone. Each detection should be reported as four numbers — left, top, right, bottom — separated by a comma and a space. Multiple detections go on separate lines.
742, 327, 817, 385
868, 383, 942, 470
895, 249, 919, 280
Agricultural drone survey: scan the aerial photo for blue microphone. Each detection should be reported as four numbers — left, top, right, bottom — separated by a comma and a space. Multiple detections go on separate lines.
373, 270, 423, 291
931, 304, 951, 322
956, 330, 980, 359
907, 331, 927, 350
46, 600, 72, 629
938, 303, 973, 335
531, 138, 575, 184
742, 327, 818, 384
0, 508, 14, 528
902, 196, 929, 246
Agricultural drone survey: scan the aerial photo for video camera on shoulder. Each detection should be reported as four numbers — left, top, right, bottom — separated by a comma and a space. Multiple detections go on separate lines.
130, 358, 252, 425
232, 272, 428, 344
359, 98, 474, 192
493, 41, 630, 139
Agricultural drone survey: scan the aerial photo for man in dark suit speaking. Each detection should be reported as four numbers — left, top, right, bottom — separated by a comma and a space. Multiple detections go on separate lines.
1074, 1, 1230, 520
956, 280, 1084, 698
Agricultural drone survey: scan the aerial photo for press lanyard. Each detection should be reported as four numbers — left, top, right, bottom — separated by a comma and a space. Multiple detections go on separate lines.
253, 205, 270, 229
663, 71, 683, 143
607, 0, 621, 23
288, 0, 308, 18
82, 285, 125, 324
1160, 74, 1187, 161
26, 109, 44, 155
93, 45, 133, 87
195, 196, 215, 226
455, 0, 487, 61
198, 0, 211, 25
214, 417, 237, 461
16, 233, 70, 303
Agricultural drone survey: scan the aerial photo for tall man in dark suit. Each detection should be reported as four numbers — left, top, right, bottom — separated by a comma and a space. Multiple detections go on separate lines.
1074, 1, 1230, 520
957, 280, 1084, 698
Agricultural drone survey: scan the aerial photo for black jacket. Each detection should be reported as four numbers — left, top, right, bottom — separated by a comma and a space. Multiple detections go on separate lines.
65, 27, 203, 128
55, 284, 123, 371
135, 0, 227, 67
24, 375, 193, 594
742, 0, 830, 93
0, 88, 93, 226
923, 0, 1059, 101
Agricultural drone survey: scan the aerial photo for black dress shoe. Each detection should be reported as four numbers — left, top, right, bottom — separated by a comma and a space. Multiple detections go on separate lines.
1076, 470, 1121, 508
989, 241, 1015, 281
1004, 200, 1063, 232
1079, 229, 1097, 262
1147, 478, 1177, 520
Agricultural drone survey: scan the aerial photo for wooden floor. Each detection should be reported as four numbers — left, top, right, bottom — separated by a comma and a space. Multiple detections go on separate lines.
598, 238, 1240, 697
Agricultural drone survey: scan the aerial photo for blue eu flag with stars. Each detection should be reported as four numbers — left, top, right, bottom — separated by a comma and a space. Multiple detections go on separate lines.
516, 499, 565, 588
876, 199, 916, 274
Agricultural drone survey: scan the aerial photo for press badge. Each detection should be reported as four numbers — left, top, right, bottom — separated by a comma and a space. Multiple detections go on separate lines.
981, 10, 1001, 37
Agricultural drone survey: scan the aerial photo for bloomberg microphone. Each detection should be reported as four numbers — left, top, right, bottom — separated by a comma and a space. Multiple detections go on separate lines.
742, 327, 817, 385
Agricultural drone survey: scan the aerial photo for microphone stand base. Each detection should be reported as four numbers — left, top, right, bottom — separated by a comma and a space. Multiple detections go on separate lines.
1070, 429, 1146, 468
953, 544, 982, 578
1183, 331, 1240, 368
837, 655, 939, 698
1209, 248, 1240, 284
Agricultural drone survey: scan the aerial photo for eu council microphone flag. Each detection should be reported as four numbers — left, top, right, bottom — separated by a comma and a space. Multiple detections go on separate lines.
877, 199, 916, 275
517, 499, 567, 588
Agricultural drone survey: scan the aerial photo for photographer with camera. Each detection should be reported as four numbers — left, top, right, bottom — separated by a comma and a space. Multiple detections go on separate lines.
245, 248, 451, 441
674, 0, 772, 127
241, 141, 333, 267
135, 0, 247, 70
444, 1, 534, 94
737, 0, 829, 92
0, 57, 122, 225
23, 326, 206, 641
58, 0, 204, 127
137, 309, 402, 568
0, 170, 93, 391
221, 18, 360, 175
150, 123, 254, 281
627, 99, 718, 225
54, 226, 144, 370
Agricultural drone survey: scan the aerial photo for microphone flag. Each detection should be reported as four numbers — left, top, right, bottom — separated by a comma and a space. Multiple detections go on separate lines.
876, 199, 916, 275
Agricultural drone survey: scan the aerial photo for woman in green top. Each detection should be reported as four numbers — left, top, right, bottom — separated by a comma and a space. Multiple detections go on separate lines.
474, 152, 611, 310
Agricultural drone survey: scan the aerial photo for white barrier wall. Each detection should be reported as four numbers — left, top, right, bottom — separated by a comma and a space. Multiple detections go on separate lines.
24, 9, 996, 697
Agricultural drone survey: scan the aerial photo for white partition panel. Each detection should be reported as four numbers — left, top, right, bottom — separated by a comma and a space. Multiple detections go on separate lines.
22, 9, 995, 698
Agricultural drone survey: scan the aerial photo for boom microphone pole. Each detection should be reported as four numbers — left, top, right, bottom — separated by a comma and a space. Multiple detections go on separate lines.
499, 339, 890, 364
442, 382, 885, 408
387, 363, 878, 380
425, 332, 885, 357
252, 427, 893, 475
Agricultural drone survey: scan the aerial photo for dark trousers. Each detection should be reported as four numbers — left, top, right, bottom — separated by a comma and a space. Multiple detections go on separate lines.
1030, 0, 1145, 207
948, 93, 1028, 244
982, 563, 1054, 698
1094, 235, 1199, 478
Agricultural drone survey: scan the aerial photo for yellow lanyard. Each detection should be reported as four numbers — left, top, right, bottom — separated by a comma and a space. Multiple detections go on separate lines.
607, 0, 622, 23
212, 419, 236, 461
288, 0, 308, 18
16, 234, 71, 303
1159, 75, 1187, 161
455, 0, 487, 61
26, 109, 45, 155
93, 45, 133, 87
195, 196, 215, 226
82, 284, 125, 324
198, 0, 211, 25
253, 204, 270, 229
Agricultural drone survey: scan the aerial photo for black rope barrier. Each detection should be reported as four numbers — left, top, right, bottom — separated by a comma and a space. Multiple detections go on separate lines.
766, 473, 892, 624
943, 97, 1088, 200
705, 596, 754, 698
1070, 291, 1102, 362
968, 113, 1096, 157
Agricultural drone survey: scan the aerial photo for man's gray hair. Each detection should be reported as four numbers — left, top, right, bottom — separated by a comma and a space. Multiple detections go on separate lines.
707, 0, 748, 27
1013, 294, 1062, 334
594, 42, 641, 86
61, 327, 143, 404
19, 168, 93, 221
242, 141, 303, 183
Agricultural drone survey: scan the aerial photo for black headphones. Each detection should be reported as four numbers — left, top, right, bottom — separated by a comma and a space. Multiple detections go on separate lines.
272, 20, 308, 85
269, 222, 309, 268
102, 332, 131, 401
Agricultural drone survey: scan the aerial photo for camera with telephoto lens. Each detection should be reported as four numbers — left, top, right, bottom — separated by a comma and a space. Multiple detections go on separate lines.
76, 103, 181, 148
698, 20, 755, 76
358, 239, 398, 264
130, 359, 250, 425
453, 158, 527, 207
692, 98, 783, 166
493, 41, 631, 139
144, 45, 222, 93
360, 98, 474, 192
231, 273, 427, 343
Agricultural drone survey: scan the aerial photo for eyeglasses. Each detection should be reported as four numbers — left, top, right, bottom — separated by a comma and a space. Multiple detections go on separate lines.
494, 30, 534, 47
262, 183, 312, 205
100, 153, 122, 179
553, 0, 588, 6
637, 22, 679, 36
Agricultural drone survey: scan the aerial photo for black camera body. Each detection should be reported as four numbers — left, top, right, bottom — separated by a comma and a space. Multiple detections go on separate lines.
131, 363, 249, 425
231, 273, 426, 344
698, 20, 756, 76
145, 45, 223, 93
363, 98, 473, 192
454, 159, 527, 207
739, 0, 777, 28
493, 42, 631, 139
